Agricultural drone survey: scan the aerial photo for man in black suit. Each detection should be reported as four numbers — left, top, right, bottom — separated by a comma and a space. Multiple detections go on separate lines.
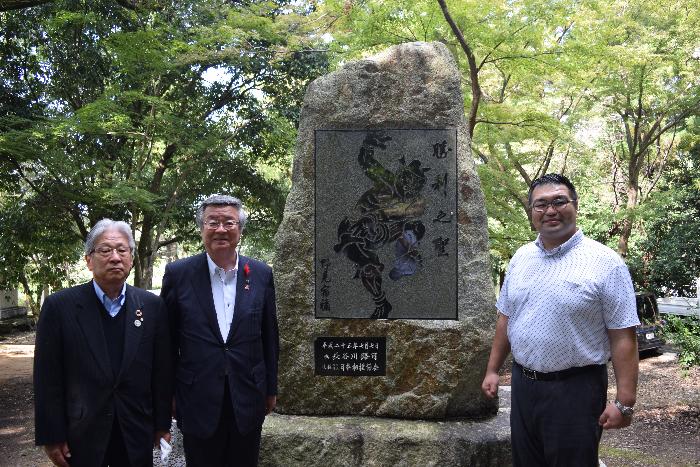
34, 219, 173, 467
161, 194, 279, 466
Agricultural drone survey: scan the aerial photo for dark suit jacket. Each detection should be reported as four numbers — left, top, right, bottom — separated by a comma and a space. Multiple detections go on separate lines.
33, 282, 173, 467
161, 252, 278, 437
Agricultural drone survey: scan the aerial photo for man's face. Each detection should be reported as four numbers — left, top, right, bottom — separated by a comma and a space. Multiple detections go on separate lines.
201, 205, 242, 257
85, 229, 133, 289
530, 183, 578, 249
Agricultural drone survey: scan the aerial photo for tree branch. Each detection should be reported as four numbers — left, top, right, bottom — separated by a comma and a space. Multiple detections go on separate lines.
479, 24, 529, 70
481, 50, 560, 66
475, 118, 550, 131
437, 0, 480, 138
0, 0, 52, 10
0, 0, 144, 10
471, 145, 489, 164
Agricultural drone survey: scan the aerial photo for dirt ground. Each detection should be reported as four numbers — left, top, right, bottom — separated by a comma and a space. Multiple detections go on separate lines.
599, 349, 700, 466
0, 331, 38, 466
498, 349, 700, 467
1, 331, 698, 466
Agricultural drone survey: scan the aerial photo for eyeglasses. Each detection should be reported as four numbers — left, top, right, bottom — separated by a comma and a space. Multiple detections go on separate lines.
92, 246, 132, 257
204, 220, 241, 230
531, 197, 576, 213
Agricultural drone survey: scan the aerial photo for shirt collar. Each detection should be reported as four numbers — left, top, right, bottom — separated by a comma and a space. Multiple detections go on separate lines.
92, 280, 126, 306
535, 229, 584, 256
206, 252, 239, 277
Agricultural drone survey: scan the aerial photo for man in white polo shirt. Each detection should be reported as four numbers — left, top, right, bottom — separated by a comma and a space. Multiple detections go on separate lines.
481, 173, 639, 466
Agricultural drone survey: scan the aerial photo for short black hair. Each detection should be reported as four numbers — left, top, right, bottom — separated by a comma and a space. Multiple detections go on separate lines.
528, 173, 578, 206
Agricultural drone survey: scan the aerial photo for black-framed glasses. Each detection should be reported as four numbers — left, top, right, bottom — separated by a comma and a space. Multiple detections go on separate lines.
531, 197, 576, 213
204, 220, 241, 230
92, 245, 132, 257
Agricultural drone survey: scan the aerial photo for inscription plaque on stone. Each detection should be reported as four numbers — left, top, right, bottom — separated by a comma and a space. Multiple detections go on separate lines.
314, 336, 386, 376
315, 129, 457, 319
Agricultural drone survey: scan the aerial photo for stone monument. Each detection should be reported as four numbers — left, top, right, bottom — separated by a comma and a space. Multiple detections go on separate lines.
266, 42, 510, 465
0, 288, 27, 320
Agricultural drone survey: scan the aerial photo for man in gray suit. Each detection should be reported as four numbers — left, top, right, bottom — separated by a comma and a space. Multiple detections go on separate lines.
34, 219, 173, 467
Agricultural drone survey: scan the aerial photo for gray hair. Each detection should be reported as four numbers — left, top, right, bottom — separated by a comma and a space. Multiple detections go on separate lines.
84, 219, 136, 256
196, 194, 248, 229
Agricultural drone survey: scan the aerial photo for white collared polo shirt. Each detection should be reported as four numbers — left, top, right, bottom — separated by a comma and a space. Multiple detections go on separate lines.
496, 230, 639, 373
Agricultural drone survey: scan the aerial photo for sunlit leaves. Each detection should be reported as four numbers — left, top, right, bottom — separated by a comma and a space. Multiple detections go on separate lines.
1, 0, 329, 292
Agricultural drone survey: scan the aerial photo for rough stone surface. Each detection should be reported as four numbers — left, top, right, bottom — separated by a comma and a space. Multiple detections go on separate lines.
0, 306, 27, 320
273, 41, 497, 419
259, 388, 512, 467
0, 289, 18, 309
314, 128, 459, 320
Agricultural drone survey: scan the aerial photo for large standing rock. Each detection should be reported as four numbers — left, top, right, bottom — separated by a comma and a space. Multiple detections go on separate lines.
273, 41, 497, 419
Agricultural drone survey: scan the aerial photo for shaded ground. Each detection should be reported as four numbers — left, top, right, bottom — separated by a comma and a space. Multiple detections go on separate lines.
499, 348, 700, 466
599, 348, 700, 466
1, 331, 698, 466
0, 331, 39, 466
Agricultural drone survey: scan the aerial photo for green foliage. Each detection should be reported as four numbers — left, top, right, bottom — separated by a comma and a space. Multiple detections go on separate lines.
0, 191, 83, 312
3, 0, 700, 300
477, 162, 533, 284
0, 0, 330, 292
628, 138, 700, 296
315, 0, 699, 283
316, 0, 584, 264
662, 315, 700, 368
567, 0, 700, 256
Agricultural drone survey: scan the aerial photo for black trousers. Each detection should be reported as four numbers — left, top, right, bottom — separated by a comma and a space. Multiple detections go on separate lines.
183, 381, 262, 467
101, 418, 151, 467
510, 362, 608, 467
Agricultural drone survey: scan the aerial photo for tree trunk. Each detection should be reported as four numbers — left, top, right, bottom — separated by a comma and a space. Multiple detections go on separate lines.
18, 274, 40, 316
437, 0, 481, 138
133, 250, 155, 289
139, 253, 154, 290
617, 181, 638, 258
133, 210, 158, 289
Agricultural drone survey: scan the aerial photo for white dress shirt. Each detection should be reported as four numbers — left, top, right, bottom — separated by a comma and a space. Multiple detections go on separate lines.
207, 253, 239, 342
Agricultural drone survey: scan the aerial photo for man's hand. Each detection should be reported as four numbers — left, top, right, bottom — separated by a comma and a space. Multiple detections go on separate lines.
43, 442, 71, 467
599, 402, 632, 429
266, 395, 277, 414
602, 327, 638, 430
481, 371, 500, 399
154, 430, 172, 448
481, 313, 511, 399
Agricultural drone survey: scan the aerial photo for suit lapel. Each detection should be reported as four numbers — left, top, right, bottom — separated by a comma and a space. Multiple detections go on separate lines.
117, 285, 142, 382
190, 252, 225, 343
74, 281, 113, 380
227, 256, 250, 342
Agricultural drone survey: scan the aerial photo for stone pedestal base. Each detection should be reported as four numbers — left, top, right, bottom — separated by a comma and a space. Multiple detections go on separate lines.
260, 388, 511, 466
0, 306, 27, 320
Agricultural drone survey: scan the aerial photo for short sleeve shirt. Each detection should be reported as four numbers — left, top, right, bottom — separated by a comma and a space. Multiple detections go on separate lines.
496, 230, 639, 372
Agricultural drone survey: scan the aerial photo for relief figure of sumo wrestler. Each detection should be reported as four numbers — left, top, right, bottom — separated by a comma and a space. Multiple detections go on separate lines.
334, 132, 429, 319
